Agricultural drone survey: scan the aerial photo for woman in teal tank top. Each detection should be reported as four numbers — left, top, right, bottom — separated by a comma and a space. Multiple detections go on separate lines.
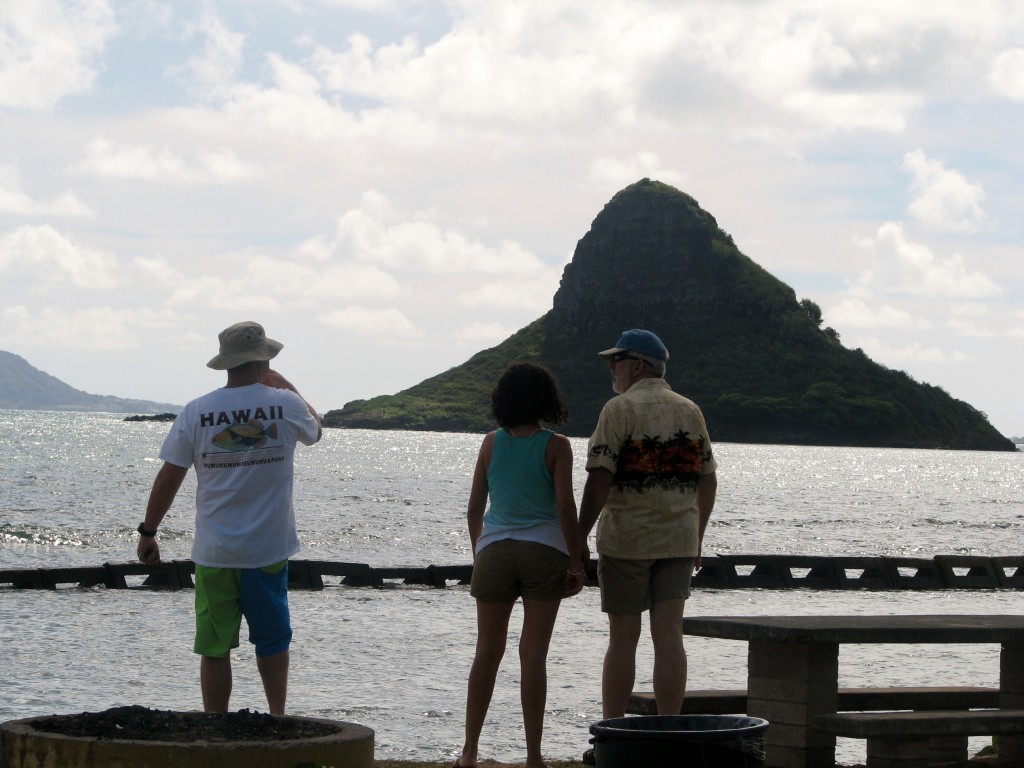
454, 363, 586, 768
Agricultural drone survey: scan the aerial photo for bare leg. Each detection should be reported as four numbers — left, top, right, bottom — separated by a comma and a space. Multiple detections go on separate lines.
650, 598, 687, 714
520, 599, 561, 768
602, 613, 642, 718
256, 650, 289, 715
458, 600, 514, 767
201, 654, 232, 712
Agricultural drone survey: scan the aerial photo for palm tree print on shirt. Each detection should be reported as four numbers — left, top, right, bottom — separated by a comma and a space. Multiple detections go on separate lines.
611, 430, 707, 493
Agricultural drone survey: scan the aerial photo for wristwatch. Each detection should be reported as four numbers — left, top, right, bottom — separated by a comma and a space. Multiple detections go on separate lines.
137, 522, 158, 538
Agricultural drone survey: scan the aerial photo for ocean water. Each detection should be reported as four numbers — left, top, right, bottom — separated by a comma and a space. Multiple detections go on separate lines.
1, 411, 1023, 763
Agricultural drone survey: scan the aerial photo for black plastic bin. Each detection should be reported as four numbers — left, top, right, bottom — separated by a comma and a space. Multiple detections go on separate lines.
588, 714, 768, 768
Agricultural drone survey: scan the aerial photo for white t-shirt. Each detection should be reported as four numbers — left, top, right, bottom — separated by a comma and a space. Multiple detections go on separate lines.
159, 383, 321, 568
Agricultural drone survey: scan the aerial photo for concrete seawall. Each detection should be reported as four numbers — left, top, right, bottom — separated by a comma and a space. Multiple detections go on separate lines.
2, 554, 1021, 591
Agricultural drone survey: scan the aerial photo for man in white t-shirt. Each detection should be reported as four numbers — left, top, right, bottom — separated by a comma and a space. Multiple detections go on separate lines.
136, 321, 321, 714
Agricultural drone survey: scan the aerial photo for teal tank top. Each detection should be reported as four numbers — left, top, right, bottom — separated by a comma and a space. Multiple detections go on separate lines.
483, 428, 557, 528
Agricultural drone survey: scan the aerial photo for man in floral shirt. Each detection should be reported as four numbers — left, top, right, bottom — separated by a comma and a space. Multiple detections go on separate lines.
578, 329, 717, 756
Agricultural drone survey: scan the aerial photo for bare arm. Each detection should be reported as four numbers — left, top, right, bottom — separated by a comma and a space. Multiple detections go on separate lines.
137, 461, 188, 564
548, 434, 585, 595
577, 467, 614, 567
466, 432, 494, 557
695, 471, 717, 569
263, 368, 322, 442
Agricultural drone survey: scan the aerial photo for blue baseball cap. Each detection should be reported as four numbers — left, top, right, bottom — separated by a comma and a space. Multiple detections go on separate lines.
598, 329, 669, 362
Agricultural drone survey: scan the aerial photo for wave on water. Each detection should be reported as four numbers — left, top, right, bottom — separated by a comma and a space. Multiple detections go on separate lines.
0, 523, 83, 549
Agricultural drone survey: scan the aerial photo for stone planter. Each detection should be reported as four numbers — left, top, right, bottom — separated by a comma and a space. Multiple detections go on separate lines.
0, 706, 374, 768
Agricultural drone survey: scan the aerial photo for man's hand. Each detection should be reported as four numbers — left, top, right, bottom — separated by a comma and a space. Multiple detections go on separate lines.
564, 569, 587, 597
262, 368, 321, 437
138, 461, 187, 565
262, 368, 295, 391
138, 537, 160, 564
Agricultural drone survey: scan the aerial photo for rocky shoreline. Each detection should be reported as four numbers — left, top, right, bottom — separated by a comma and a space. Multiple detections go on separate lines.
123, 412, 177, 422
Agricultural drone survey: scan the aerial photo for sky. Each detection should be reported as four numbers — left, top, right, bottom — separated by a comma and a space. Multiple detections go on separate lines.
1, 0, 1022, 438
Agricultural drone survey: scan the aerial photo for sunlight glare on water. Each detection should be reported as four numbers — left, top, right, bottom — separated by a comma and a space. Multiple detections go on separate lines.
1, 412, 1023, 763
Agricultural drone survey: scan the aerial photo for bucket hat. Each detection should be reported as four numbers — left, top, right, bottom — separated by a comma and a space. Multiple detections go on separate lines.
206, 321, 283, 370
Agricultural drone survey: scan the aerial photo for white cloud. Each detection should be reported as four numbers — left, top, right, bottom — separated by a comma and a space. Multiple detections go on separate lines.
686, 9, 919, 133
318, 306, 422, 341
457, 276, 557, 313
947, 302, 997, 338
853, 335, 970, 365
0, 0, 116, 110
780, 91, 916, 134
332, 190, 548, 275
267, 52, 322, 95
124, 190, 562, 347
853, 223, 999, 298
212, 81, 360, 140
989, 47, 1024, 100
825, 298, 931, 329
0, 225, 119, 289
146, 1, 1016, 157
292, 0, 1014, 150
73, 139, 265, 184
244, 253, 406, 301
902, 149, 986, 233
0, 165, 92, 217
0, 304, 179, 351
164, 273, 268, 311
291, 236, 334, 262
587, 152, 688, 191
1001, 310, 1024, 339
132, 255, 180, 284
172, 10, 245, 99
310, 32, 383, 94
290, 0, 398, 10
135, 251, 403, 310
452, 321, 516, 345
309, 19, 613, 125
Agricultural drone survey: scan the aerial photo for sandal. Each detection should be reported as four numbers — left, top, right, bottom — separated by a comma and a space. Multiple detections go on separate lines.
582, 747, 596, 766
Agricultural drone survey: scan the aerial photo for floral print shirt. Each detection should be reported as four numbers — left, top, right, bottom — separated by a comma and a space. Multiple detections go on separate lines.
586, 378, 716, 559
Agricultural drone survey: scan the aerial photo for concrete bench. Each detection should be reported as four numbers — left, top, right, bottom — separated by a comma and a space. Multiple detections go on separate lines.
816, 709, 1024, 768
627, 686, 1000, 716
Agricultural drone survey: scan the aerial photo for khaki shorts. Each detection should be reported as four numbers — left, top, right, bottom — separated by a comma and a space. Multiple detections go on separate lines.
470, 539, 569, 602
598, 555, 696, 614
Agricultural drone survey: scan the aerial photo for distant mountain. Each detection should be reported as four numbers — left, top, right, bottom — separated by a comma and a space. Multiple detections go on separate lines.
0, 350, 180, 414
324, 179, 1014, 452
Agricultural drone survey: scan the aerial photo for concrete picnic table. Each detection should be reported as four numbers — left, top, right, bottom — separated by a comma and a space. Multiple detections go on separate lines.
683, 614, 1024, 768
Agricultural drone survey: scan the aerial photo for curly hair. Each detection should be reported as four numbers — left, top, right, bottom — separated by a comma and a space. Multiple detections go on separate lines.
490, 362, 569, 429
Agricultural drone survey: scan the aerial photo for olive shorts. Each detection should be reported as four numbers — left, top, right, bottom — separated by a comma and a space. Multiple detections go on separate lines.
598, 555, 696, 614
470, 539, 569, 602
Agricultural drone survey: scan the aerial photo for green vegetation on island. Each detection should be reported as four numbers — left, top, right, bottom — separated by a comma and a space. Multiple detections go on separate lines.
324, 180, 1013, 451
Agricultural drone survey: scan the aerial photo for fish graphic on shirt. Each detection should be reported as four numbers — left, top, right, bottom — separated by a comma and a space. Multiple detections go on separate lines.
212, 420, 279, 452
